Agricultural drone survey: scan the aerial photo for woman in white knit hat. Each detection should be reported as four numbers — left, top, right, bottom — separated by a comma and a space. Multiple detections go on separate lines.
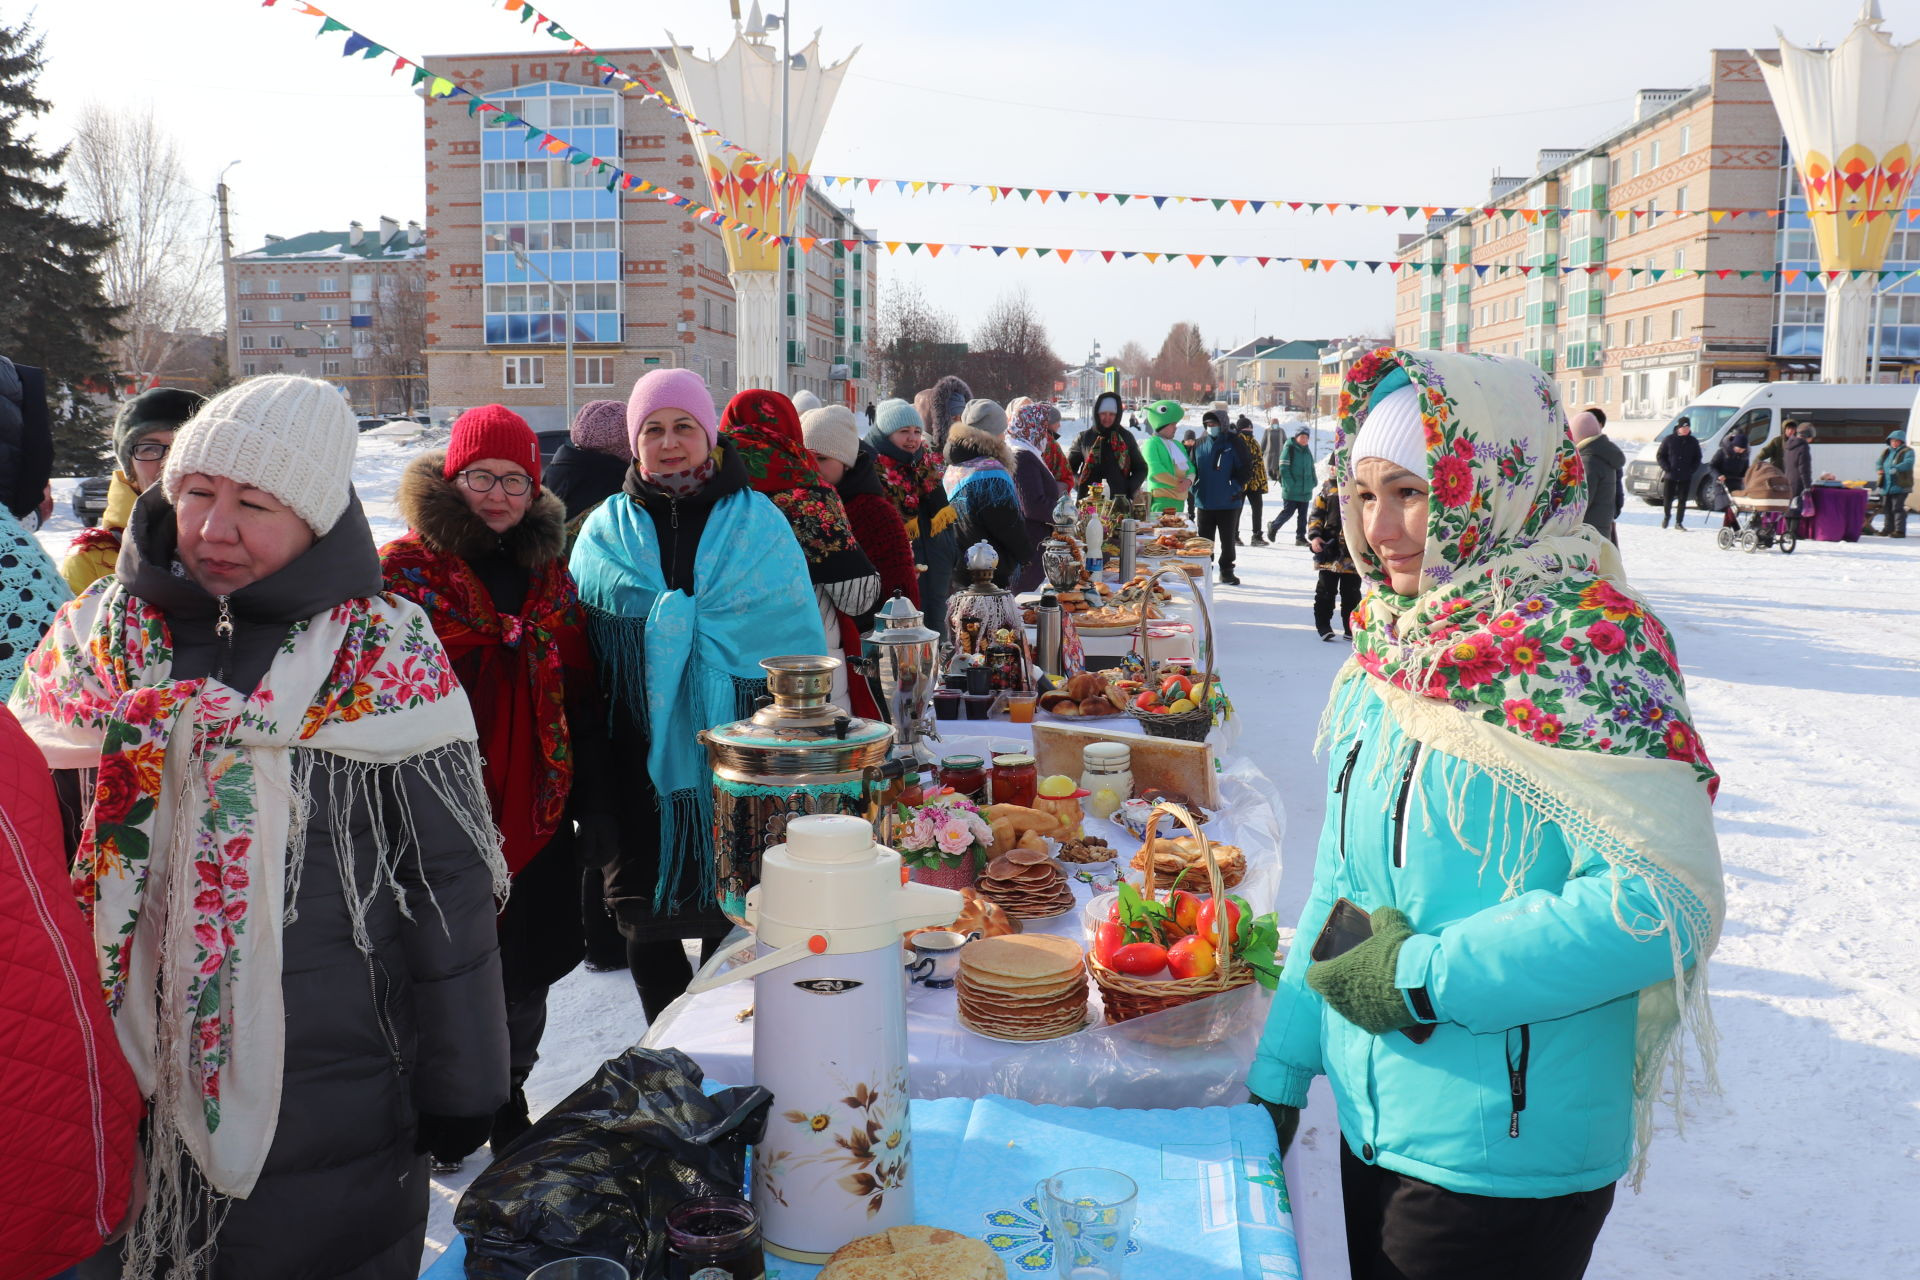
12, 375, 511, 1280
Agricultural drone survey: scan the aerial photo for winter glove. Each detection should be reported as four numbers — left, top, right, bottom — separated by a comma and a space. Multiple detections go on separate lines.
416, 1113, 495, 1165
1307, 906, 1420, 1035
1250, 1093, 1299, 1156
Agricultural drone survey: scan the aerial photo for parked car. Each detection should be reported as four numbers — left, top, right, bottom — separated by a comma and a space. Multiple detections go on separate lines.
1624, 382, 1919, 505
356, 416, 389, 433
535, 429, 570, 466
71, 474, 110, 525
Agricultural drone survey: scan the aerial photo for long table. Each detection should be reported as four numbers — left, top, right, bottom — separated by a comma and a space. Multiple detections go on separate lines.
640, 725, 1282, 1110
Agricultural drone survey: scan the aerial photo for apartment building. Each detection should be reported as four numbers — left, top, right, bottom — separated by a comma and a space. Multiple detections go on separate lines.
1392, 49, 1920, 423
421, 47, 876, 429
1232, 340, 1327, 412
228, 217, 427, 415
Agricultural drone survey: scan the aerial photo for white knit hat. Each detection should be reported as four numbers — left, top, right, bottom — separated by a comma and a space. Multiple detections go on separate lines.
790, 389, 824, 414
163, 375, 359, 534
1351, 385, 1428, 479
801, 404, 863, 468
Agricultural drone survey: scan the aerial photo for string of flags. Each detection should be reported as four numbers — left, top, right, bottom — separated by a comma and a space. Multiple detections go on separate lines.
485, 0, 1915, 228
262, 2, 1920, 272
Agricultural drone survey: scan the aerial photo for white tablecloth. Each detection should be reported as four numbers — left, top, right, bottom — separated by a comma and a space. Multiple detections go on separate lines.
640, 727, 1285, 1109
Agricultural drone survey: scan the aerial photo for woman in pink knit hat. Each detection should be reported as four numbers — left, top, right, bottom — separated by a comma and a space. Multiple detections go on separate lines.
567, 368, 822, 1018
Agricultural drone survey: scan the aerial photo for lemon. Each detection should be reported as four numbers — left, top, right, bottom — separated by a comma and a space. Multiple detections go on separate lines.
1168, 698, 1197, 714
1037, 774, 1077, 799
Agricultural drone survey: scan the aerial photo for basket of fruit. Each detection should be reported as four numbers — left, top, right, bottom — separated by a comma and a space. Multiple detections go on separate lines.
1087, 803, 1280, 1026
1123, 568, 1217, 742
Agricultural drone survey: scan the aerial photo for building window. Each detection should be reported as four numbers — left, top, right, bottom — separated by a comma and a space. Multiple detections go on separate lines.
238, 278, 254, 294
1631, 150, 1642, 177
352, 302, 372, 317
267, 278, 281, 294
267, 306, 284, 322
322, 330, 342, 348
1679, 124, 1691, 155
355, 359, 370, 373
1671, 308, 1684, 339
238, 307, 253, 322
317, 276, 338, 292
1650, 140, 1661, 168
323, 360, 342, 376
1674, 248, 1686, 271
486, 98, 526, 128
575, 356, 613, 386
268, 335, 285, 350
242, 362, 256, 376
1674, 186, 1689, 212
504, 356, 544, 388
721, 359, 731, 389
318, 305, 339, 321
240, 335, 256, 350
721, 303, 732, 333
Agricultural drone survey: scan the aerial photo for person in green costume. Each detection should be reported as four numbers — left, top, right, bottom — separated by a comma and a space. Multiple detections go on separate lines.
1140, 399, 1193, 514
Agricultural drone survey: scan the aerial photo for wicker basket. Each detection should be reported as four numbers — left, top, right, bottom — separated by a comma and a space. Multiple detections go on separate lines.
1125, 565, 1217, 743
1090, 803, 1255, 1025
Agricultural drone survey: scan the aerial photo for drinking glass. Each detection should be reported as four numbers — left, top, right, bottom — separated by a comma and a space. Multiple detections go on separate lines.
1036, 1167, 1137, 1279
527, 1259, 629, 1280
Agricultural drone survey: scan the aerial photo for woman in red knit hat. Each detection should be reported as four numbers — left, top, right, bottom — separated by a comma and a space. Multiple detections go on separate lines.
379, 403, 607, 1159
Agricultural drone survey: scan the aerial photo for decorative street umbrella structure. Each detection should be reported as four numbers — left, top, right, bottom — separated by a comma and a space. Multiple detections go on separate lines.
1758, 1, 1920, 383
663, 9, 855, 393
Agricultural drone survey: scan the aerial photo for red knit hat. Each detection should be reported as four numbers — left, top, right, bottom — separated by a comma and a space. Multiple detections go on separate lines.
445, 404, 541, 488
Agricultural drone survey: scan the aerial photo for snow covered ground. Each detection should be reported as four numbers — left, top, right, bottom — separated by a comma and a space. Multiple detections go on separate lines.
37, 434, 1920, 1279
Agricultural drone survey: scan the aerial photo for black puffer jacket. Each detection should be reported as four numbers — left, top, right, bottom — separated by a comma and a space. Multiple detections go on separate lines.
1783, 433, 1814, 497
0, 354, 52, 520
545, 441, 630, 524
1656, 430, 1702, 482
1068, 392, 1147, 497
1577, 434, 1627, 534
79, 488, 510, 1280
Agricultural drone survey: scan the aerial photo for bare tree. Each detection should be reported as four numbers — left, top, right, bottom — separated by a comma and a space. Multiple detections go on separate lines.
1150, 322, 1211, 399
67, 104, 220, 390
370, 275, 427, 415
963, 288, 1062, 405
871, 280, 963, 400
1114, 339, 1151, 403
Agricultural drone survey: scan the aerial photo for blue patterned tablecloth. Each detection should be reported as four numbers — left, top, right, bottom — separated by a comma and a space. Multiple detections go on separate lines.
429, 1097, 1297, 1279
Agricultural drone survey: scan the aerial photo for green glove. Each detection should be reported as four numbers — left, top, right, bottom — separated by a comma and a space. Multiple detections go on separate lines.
1250, 1094, 1299, 1156
1307, 906, 1420, 1035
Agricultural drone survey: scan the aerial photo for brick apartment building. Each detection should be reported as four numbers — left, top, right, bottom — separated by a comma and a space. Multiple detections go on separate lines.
1392, 48, 1920, 424
421, 47, 876, 430
228, 217, 427, 415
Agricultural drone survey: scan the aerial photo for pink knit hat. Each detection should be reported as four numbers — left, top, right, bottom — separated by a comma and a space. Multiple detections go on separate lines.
1568, 411, 1604, 443
626, 368, 718, 456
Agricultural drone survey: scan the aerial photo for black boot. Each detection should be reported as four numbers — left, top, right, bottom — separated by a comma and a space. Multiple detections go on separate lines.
490, 1073, 533, 1156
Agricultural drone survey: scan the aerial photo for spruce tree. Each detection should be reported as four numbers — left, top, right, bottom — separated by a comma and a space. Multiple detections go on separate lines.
0, 17, 121, 476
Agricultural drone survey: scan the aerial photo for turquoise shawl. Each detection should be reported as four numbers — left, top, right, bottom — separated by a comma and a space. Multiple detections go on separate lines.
570, 486, 822, 911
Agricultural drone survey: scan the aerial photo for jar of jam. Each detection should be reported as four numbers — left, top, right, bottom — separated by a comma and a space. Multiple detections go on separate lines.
990, 753, 1038, 808
938, 754, 988, 806
665, 1195, 763, 1279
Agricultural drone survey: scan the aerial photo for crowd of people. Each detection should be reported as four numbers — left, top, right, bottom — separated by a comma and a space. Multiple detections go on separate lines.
0, 347, 1814, 1280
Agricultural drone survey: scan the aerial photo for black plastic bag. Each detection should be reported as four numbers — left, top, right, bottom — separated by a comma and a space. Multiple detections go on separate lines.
457, 1047, 771, 1279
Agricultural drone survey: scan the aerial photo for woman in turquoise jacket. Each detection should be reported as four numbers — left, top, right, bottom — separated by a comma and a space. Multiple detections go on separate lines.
1250, 349, 1724, 1279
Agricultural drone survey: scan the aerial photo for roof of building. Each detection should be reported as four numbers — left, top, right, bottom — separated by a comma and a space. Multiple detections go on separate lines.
1249, 340, 1328, 361
234, 230, 424, 262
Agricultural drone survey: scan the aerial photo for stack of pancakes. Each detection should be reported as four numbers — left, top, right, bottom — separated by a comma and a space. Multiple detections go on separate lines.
976, 848, 1074, 919
821, 1225, 1005, 1278
956, 934, 1088, 1041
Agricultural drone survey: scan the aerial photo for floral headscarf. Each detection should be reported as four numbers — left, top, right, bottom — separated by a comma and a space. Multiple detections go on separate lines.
865, 423, 954, 540
720, 391, 876, 604
1336, 348, 1716, 791
1010, 402, 1061, 455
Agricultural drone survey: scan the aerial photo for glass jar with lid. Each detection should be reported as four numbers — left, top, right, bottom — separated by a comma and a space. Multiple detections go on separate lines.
1078, 742, 1134, 821
938, 754, 989, 807
990, 753, 1038, 808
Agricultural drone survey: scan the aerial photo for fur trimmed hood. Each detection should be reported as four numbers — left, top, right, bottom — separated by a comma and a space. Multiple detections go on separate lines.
944, 422, 1013, 470
396, 450, 567, 568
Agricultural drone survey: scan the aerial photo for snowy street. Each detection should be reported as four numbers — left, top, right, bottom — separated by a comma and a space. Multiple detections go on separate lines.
34, 437, 1920, 1279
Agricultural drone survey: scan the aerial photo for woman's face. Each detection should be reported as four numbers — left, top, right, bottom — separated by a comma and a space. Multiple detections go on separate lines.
174, 473, 316, 596
811, 452, 846, 484
129, 430, 174, 493
1157, 422, 1176, 437
454, 457, 534, 534
888, 423, 925, 454
1352, 457, 1431, 596
637, 410, 710, 474
1098, 408, 1117, 429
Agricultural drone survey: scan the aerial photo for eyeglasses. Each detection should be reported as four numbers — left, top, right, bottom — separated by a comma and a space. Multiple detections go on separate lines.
129, 440, 171, 462
457, 469, 534, 496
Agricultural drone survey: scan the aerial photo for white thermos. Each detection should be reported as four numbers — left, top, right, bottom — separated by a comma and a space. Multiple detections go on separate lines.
685, 814, 962, 1264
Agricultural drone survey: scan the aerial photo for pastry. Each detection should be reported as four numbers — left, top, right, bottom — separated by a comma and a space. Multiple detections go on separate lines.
822, 1225, 1005, 1278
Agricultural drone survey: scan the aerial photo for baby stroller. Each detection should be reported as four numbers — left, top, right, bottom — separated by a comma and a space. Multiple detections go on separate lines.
1719, 493, 1798, 554
1718, 460, 1797, 554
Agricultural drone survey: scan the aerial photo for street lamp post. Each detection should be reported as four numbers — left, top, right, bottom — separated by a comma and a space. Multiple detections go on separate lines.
492, 235, 574, 428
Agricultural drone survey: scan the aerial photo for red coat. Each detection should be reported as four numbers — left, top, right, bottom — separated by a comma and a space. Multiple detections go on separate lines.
0, 704, 142, 1278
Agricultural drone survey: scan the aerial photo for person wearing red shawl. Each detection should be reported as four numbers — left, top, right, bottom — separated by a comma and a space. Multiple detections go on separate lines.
719, 390, 880, 714
380, 404, 606, 1156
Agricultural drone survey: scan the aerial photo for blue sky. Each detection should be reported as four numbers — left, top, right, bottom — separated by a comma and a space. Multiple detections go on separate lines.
32, 0, 1903, 360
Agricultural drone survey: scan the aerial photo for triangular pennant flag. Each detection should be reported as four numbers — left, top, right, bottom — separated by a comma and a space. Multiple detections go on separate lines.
884, 241, 902, 254
905, 243, 922, 254
1210, 255, 1226, 266
894, 181, 907, 194
1649, 269, 1664, 281
1153, 196, 1168, 209
1421, 206, 1438, 218
1230, 200, 1246, 214
1473, 264, 1489, 278
1606, 268, 1622, 280
1250, 201, 1265, 213
1321, 259, 1337, 270
1018, 188, 1034, 201
1364, 261, 1381, 272
1122, 251, 1139, 260
1783, 268, 1800, 283
1057, 249, 1072, 263
867, 179, 881, 193
342, 32, 375, 57
1519, 265, 1534, 275
1309, 202, 1324, 213
391, 55, 411, 75
910, 181, 925, 194
429, 77, 455, 98
1101, 250, 1116, 262
1288, 201, 1304, 212
1451, 263, 1466, 274
1739, 270, 1754, 279
798, 237, 816, 253
1386, 261, 1402, 273
927, 244, 944, 257
1383, 206, 1400, 216
1094, 192, 1110, 203
1034, 248, 1052, 258
1113, 194, 1131, 205
1143, 252, 1160, 263
1187, 254, 1206, 267
992, 246, 1008, 256
1036, 190, 1054, 202
1014, 247, 1030, 258
1209, 198, 1227, 211
318, 16, 349, 36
